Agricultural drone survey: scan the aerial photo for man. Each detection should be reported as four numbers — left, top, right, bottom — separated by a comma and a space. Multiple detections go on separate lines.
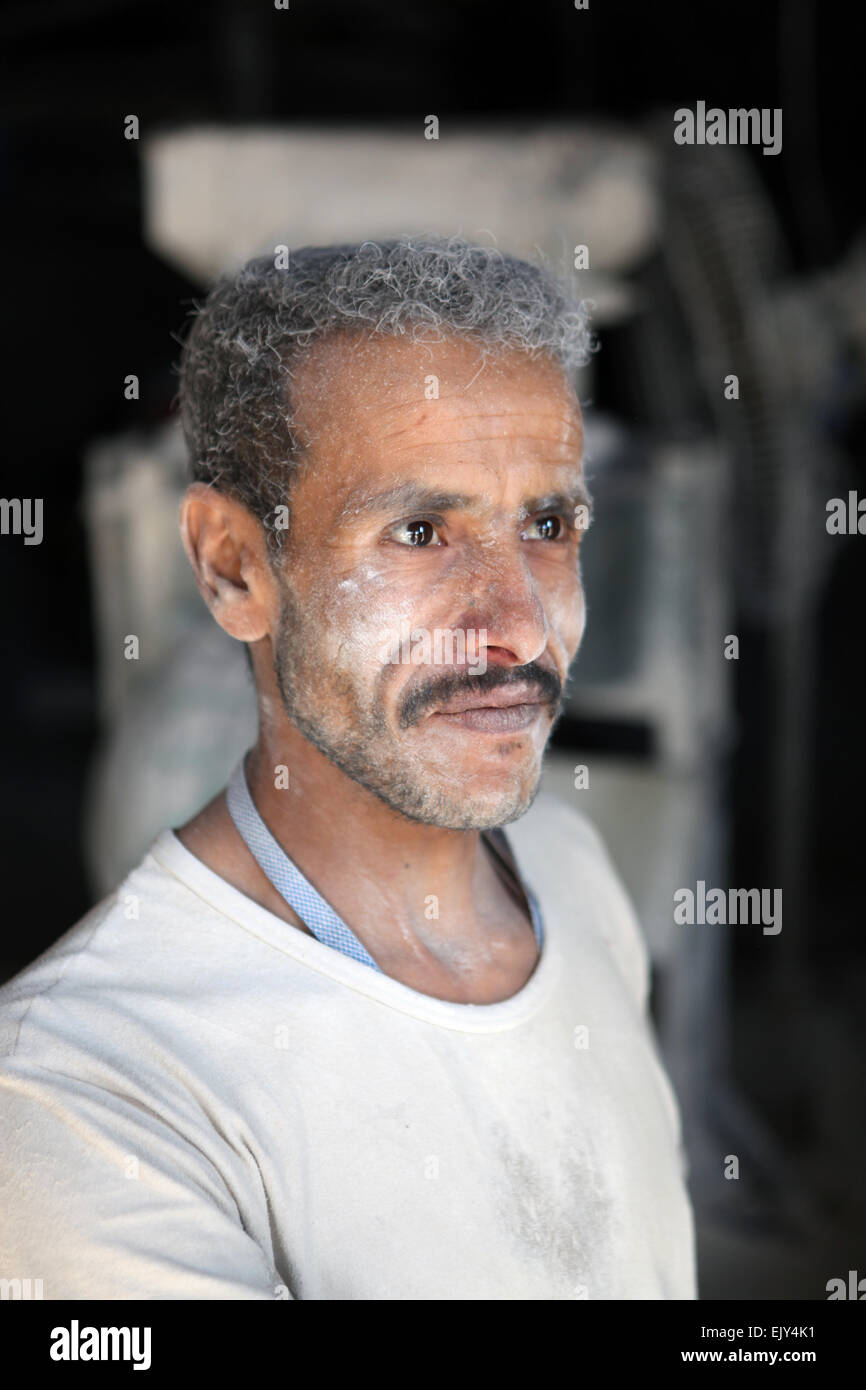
0, 236, 696, 1299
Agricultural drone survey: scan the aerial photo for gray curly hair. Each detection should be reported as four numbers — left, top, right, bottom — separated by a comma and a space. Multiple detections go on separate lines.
177, 234, 595, 555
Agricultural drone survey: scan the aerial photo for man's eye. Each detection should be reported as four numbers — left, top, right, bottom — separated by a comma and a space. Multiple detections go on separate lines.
523, 514, 567, 541
390, 519, 442, 547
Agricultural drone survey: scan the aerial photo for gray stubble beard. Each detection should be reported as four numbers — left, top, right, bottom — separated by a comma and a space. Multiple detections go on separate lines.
271, 579, 541, 830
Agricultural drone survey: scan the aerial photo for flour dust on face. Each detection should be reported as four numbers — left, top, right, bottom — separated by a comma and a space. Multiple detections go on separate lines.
269, 332, 588, 831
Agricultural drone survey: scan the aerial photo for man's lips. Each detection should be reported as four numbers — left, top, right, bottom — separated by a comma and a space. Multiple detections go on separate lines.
428, 685, 549, 716
410, 680, 557, 736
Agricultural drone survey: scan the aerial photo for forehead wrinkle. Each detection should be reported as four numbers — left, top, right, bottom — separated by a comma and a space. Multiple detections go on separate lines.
310, 401, 580, 447
375, 403, 583, 448
375, 403, 580, 427
381, 433, 582, 454
298, 350, 582, 451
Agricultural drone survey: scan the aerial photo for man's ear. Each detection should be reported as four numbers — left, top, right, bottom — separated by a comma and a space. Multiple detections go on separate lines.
179, 482, 277, 642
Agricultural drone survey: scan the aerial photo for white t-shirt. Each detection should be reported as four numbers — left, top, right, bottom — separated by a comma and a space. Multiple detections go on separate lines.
0, 793, 696, 1300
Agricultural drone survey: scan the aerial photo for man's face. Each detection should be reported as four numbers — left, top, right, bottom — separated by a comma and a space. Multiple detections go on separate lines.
269, 332, 588, 829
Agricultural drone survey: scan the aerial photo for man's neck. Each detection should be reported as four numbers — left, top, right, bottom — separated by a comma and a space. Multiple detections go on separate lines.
246, 727, 529, 953
176, 726, 539, 1004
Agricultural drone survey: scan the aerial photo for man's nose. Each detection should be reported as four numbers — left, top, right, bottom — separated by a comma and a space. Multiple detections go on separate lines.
457, 550, 550, 669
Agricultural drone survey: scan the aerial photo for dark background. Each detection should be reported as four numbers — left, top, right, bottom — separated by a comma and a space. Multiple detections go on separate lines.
0, 0, 862, 1299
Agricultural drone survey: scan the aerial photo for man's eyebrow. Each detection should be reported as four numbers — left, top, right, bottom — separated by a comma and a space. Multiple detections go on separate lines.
335, 482, 474, 524
335, 478, 593, 524
519, 486, 593, 521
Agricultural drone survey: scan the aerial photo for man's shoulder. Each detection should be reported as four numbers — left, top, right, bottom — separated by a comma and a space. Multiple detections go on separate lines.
0, 833, 206, 1053
507, 790, 651, 1013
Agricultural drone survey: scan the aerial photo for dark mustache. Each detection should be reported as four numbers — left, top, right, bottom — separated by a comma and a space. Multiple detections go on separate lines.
398, 661, 562, 730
